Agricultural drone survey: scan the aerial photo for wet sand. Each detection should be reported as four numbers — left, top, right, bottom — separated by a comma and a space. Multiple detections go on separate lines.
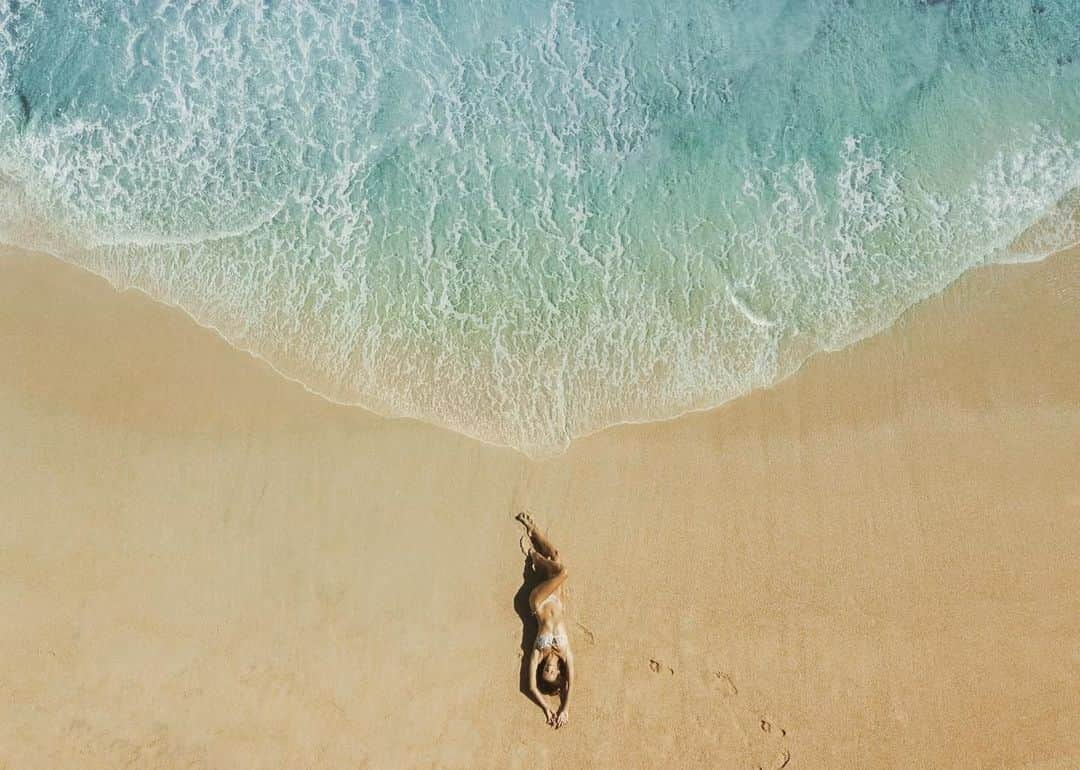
1, 246, 1077, 769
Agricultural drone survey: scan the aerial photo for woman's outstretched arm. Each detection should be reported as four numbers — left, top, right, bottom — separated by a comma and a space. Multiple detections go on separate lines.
527, 649, 553, 722
555, 651, 574, 728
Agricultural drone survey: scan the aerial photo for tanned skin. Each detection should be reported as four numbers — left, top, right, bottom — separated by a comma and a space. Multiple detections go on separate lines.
516, 511, 574, 729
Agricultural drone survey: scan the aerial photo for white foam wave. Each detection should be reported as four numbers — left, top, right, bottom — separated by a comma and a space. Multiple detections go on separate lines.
1, 0, 1077, 454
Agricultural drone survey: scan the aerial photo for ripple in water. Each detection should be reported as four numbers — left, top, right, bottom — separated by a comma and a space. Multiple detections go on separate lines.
1, 0, 1078, 453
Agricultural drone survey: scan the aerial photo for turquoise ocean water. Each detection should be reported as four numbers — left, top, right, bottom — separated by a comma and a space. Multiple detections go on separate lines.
1, 1, 1078, 453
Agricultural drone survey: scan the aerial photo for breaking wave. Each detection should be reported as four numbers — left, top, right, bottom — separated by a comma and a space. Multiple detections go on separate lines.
1, 0, 1077, 453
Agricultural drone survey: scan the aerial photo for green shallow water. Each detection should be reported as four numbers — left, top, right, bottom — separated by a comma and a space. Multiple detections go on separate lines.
1, 0, 1078, 453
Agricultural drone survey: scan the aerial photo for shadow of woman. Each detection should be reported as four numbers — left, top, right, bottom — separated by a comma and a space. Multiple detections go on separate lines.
513, 553, 542, 700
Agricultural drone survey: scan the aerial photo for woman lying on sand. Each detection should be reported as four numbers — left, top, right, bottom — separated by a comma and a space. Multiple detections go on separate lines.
516, 511, 575, 729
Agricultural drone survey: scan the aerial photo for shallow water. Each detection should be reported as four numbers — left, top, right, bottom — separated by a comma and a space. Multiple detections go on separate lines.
1, 1, 1078, 453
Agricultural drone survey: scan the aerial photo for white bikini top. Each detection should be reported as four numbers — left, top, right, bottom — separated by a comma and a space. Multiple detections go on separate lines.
537, 593, 561, 611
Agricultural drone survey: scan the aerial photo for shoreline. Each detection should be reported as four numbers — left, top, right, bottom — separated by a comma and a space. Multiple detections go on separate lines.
0, 237, 1075, 457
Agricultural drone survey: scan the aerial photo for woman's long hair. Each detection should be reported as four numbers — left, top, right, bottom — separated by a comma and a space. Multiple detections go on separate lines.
536, 655, 567, 695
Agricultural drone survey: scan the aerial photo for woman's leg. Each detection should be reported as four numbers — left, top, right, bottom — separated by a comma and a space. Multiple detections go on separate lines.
530, 551, 562, 576
516, 512, 569, 614
529, 566, 569, 614
515, 511, 561, 563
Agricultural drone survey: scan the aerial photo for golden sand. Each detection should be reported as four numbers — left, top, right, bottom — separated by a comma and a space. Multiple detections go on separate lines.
1, 247, 1077, 768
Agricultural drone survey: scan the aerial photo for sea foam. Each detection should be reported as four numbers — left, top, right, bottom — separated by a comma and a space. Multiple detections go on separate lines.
1, 0, 1078, 453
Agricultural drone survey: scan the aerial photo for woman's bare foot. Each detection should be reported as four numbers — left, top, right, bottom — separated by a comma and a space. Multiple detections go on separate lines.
515, 511, 535, 532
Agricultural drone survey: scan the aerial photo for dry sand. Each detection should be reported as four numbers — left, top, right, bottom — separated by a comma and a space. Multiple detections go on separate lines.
1, 246, 1078, 769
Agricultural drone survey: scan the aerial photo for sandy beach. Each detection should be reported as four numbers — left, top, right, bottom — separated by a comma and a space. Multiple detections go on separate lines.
1, 246, 1077, 769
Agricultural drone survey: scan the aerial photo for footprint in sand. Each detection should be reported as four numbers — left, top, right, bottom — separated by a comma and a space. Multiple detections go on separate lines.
753, 719, 790, 769
711, 672, 790, 769
649, 659, 675, 675
760, 719, 786, 738
573, 621, 595, 645
755, 749, 791, 770
713, 671, 738, 696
